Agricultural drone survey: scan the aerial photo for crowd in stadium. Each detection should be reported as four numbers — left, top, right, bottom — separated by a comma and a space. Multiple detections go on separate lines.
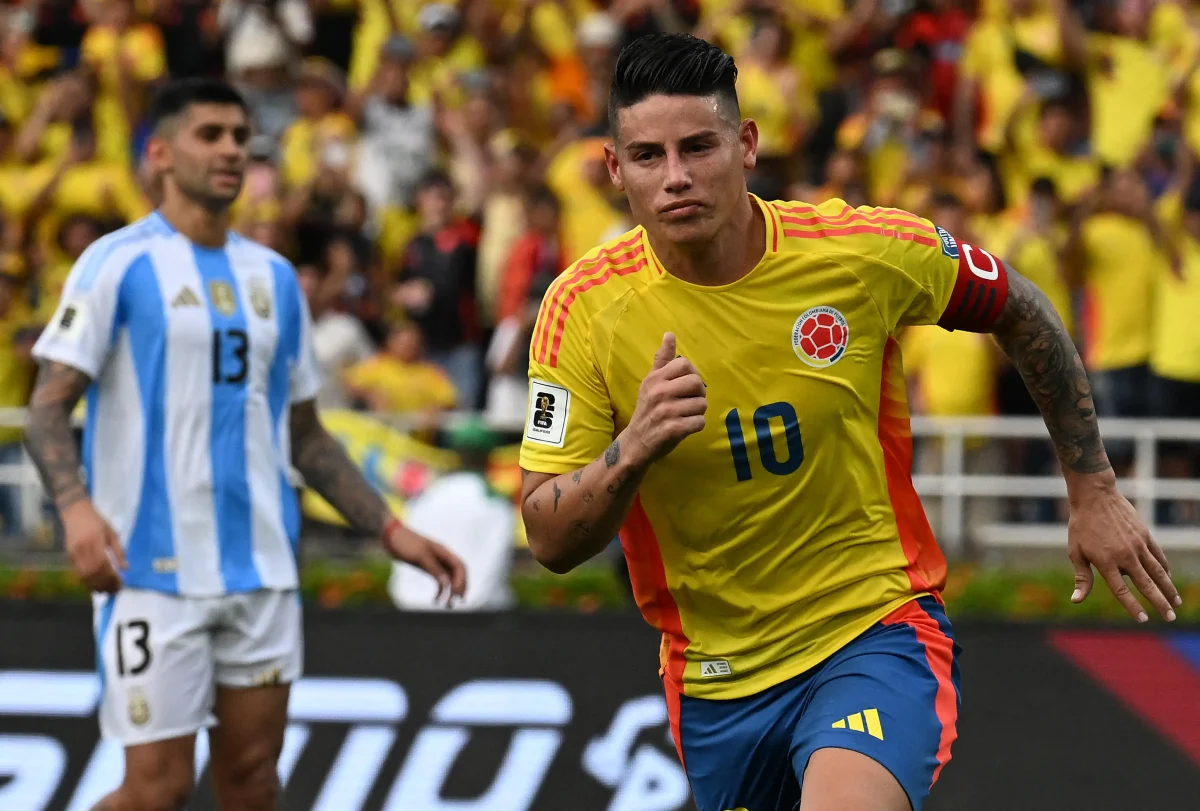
0, 0, 1198, 540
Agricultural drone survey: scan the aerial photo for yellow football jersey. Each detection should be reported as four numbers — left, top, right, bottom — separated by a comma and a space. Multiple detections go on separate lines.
520, 196, 1008, 700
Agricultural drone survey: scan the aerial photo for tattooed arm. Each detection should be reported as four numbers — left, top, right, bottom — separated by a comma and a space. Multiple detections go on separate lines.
25, 361, 126, 592
290, 399, 391, 536
290, 399, 466, 597
25, 361, 91, 510
989, 265, 1180, 621
521, 333, 706, 573
520, 439, 647, 574
989, 267, 1109, 476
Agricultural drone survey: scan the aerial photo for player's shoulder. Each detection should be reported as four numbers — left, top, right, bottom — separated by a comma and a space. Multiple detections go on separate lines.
227, 230, 295, 273
768, 197, 946, 261
68, 213, 172, 291
538, 226, 654, 316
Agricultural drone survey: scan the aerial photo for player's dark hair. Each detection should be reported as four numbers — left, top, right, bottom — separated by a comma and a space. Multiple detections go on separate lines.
608, 34, 740, 137
147, 79, 248, 135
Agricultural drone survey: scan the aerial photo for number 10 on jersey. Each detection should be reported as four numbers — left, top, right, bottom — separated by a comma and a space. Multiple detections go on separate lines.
725, 402, 804, 481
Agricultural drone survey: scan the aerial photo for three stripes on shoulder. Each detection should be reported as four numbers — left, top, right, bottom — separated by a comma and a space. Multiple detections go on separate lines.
831, 708, 884, 740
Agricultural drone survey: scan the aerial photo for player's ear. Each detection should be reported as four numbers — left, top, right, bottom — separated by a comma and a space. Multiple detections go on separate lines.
604, 143, 625, 192
144, 132, 172, 175
739, 119, 759, 172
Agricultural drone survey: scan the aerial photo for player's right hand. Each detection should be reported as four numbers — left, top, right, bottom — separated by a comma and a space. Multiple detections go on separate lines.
61, 501, 125, 593
625, 332, 708, 466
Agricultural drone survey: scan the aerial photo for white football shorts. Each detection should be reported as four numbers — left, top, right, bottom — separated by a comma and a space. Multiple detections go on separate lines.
92, 588, 303, 745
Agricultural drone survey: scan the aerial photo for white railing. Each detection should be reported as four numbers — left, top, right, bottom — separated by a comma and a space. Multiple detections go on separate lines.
909, 416, 1200, 553
0, 409, 1197, 554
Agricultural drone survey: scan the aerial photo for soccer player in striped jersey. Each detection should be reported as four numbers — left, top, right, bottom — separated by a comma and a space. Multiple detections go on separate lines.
25, 79, 466, 811
518, 34, 1181, 811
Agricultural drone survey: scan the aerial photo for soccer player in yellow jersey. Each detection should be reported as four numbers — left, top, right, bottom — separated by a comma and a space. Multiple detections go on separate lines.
519, 34, 1181, 811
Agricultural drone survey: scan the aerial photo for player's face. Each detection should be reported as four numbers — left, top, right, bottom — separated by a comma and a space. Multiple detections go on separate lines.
154, 103, 251, 212
606, 94, 758, 245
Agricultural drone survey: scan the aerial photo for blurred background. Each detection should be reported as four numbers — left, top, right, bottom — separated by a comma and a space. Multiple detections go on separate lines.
0, 0, 1198, 809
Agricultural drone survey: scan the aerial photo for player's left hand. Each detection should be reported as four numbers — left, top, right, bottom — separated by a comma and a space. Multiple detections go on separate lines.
384, 521, 468, 604
1067, 482, 1181, 623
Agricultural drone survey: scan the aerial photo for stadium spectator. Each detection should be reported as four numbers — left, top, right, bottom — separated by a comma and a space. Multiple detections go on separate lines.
349, 34, 435, 218
152, 0, 225, 80
343, 319, 457, 417
298, 265, 375, 411
486, 183, 565, 426
955, 0, 1070, 159
392, 170, 482, 408
836, 48, 932, 207
30, 214, 103, 325
1063, 167, 1170, 423
219, 0, 313, 139
1001, 86, 1097, 209
79, 0, 166, 164
21, 117, 147, 265
476, 132, 539, 330
281, 58, 357, 191
1150, 163, 1200, 521
735, 9, 812, 199
442, 69, 500, 216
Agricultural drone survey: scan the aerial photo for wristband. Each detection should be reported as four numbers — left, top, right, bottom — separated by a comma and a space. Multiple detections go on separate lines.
382, 516, 402, 545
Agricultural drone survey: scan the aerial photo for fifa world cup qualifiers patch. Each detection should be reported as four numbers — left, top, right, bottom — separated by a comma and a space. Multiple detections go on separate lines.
525, 379, 571, 447
55, 300, 87, 342
935, 225, 960, 259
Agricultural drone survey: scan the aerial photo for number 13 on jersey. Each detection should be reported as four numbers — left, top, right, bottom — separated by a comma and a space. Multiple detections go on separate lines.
725, 402, 804, 482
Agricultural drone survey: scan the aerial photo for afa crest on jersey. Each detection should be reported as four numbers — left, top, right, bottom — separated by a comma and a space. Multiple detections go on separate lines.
792, 306, 850, 368
249, 279, 272, 319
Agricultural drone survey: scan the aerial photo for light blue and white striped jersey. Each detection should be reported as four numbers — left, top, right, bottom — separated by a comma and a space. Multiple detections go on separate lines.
33, 212, 321, 596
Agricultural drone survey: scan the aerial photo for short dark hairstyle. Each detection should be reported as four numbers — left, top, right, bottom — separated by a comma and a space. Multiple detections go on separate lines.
146, 79, 249, 134
608, 34, 740, 137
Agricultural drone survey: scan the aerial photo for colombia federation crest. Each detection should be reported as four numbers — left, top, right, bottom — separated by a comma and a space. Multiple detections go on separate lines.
792, 306, 850, 368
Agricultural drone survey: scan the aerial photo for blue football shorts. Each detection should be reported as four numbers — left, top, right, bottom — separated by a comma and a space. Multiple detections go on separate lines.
670, 595, 962, 811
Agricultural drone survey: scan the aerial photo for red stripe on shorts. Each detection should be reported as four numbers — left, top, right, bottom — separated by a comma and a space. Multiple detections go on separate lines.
881, 599, 959, 785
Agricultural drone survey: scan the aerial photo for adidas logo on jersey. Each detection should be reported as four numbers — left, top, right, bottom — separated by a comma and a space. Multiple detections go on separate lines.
171, 287, 201, 308
831, 708, 884, 740
699, 660, 732, 677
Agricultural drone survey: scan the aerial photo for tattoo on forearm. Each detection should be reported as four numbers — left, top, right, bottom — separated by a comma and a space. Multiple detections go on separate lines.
290, 401, 388, 536
582, 489, 594, 503
552, 480, 562, 511
604, 440, 620, 468
991, 268, 1109, 474
568, 520, 592, 542
531, 498, 541, 512
25, 362, 91, 510
607, 473, 628, 496
571, 469, 582, 484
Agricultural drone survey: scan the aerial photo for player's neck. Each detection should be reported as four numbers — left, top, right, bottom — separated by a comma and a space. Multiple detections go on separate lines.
157, 196, 230, 249
652, 195, 764, 287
